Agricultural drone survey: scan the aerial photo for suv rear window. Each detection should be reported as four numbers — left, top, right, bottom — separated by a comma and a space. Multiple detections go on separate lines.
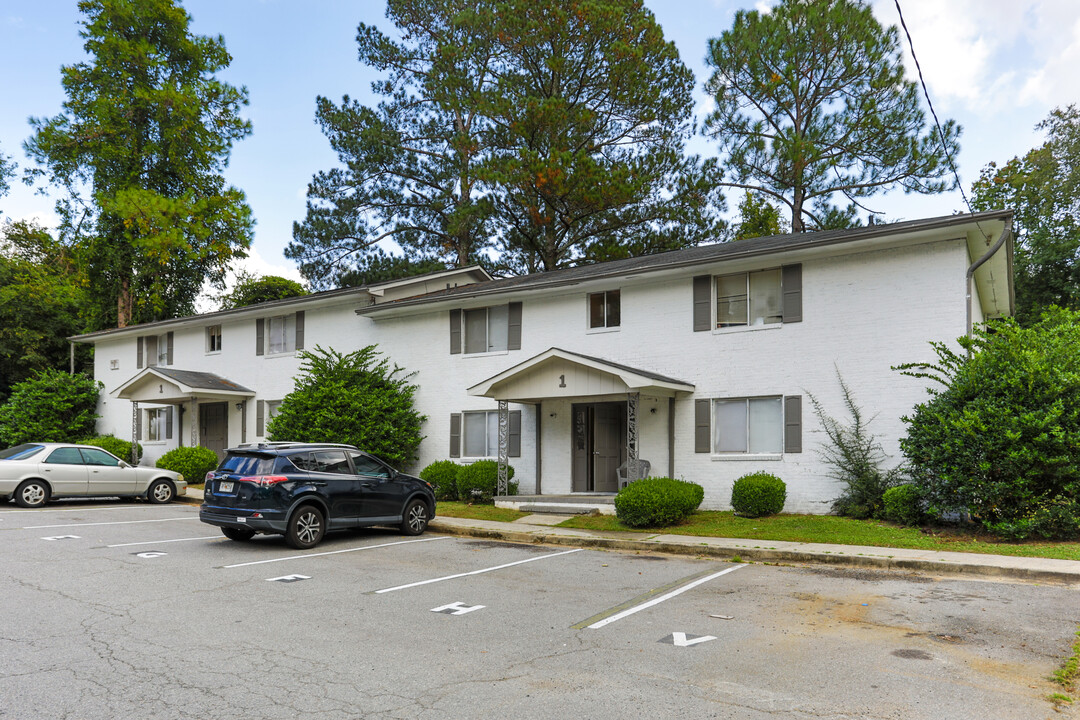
219, 453, 278, 476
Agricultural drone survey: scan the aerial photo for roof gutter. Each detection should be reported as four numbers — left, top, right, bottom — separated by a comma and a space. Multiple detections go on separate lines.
966, 215, 1013, 348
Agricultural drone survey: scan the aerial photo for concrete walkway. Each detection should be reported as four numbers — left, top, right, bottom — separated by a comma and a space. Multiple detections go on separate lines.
177, 489, 1080, 585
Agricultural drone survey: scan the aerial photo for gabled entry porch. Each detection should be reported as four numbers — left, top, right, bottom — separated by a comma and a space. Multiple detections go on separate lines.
112, 367, 255, 463
467, 347, 695, 497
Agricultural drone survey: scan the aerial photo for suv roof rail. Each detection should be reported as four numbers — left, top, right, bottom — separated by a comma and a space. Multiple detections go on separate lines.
232, 442, 358, 451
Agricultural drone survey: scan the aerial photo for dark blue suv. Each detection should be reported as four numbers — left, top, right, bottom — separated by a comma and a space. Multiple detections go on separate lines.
200, 443, 436, 549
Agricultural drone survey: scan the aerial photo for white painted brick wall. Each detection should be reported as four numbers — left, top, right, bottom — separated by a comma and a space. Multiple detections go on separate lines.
91, 236, 979, 514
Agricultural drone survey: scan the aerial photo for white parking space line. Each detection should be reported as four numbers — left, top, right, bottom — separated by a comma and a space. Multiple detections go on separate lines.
583, 564, 745, 630
373, 548, 584, 594
0, 505, 180, 515
107, 535, 221, 548
21, 517, 198, 530
221, 536, 450, 569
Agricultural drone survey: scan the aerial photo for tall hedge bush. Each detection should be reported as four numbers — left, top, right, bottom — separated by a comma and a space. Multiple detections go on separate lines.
898, 309, 1080, 539
0, 369, 100, 447
266, 345, 425, 468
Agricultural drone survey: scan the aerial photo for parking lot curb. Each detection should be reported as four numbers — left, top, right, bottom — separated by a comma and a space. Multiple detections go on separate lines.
427, 519, 1080, 586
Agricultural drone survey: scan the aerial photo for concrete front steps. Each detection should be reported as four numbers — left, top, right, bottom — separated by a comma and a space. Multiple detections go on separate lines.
495, 494, 616, 515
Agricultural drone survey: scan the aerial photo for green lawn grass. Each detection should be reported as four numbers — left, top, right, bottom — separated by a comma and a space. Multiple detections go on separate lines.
436, 501, 528, 523
557, 510, 1080, 561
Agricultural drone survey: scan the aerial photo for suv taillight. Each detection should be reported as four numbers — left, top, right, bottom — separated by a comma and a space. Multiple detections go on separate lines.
239, 475, 290, 486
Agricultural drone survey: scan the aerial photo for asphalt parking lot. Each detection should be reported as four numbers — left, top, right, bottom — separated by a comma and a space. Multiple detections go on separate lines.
1, 500, 1077, 720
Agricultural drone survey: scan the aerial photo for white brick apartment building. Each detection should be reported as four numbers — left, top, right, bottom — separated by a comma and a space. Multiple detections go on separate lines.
72, 211, 1014, 513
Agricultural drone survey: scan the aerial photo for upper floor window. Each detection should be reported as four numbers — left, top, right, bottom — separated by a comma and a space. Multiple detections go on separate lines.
450, 303, 522, 355
588, 290, 620, 329
206, 325, 222, 353
693, 264, 802, 332
137, 331, 173, 369
256, 311, 305, 357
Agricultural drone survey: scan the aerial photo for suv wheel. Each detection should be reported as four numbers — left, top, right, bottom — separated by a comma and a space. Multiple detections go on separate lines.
400, 499, 429, 536
286, 505, 325, 549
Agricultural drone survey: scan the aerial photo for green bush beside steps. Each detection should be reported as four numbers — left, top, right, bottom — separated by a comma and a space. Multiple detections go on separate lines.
614, 477, 704, 528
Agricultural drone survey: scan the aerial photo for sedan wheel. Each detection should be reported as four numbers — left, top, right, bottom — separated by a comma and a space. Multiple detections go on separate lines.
286, 506, 325, 549
147, 479, 175, 504
400, 499, 429, 536
15, 480, 50, 508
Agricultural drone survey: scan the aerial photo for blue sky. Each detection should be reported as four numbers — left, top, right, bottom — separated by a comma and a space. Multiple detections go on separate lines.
2, 0, 1077, 292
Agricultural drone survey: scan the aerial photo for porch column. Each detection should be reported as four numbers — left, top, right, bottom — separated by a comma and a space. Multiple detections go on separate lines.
190, 399, 199, 448
627, 392, 640, 482
131, 401, 139, 465
497, 400, 509, 496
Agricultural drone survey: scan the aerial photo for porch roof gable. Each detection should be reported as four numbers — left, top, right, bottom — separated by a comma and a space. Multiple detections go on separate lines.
467, 347, 695, 402
112, 367, 255, 403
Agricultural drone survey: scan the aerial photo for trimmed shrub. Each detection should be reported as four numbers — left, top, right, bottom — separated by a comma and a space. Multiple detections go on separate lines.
0, 369, 100, 447
730, 472, 786, 518
156, 446, 219, 484
614, 477, 704, 528
882, 484, 924, 526
79, 435, 143, 464
420, 460, 461, 501
456, 460, 517, 504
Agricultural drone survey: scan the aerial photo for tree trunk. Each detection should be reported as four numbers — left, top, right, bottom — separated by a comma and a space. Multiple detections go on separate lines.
117, 276, 132, 328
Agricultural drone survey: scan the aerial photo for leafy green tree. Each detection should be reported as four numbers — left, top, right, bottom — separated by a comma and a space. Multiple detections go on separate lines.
0, 369, 101, 447
0, 143, 14, 210
482, 0, 724, 272
219, 272, 307, 310
267, 346, 425, 468
24, 0, 253, 329
972, 106, 1080, 325
897, 309, 1080, 539
0, 220, 90, 400
290, 0, 500, 289
704, 0, 960, 232
729, 192, 787, 241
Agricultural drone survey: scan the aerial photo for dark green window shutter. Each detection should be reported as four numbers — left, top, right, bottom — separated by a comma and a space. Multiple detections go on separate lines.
508, 302, 522, 350
137, 336, 144, 369
136, 409, 142, 440
255, 319, 265, 356
694, 399, 711, 453
166, 332, 174, 365
256, 400, 265, 437
784, 395, 802, 453
165, 407, 173, 440
693, 275, 711, 332
449, 310, 462, 355
449, 413, 461, 457
295, 311, 305, 350
782, 264, 802, 323
509, 410, 521, 457
240, 401, 247, 444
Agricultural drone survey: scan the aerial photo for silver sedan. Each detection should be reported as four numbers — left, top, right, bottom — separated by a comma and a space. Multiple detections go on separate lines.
0, 443, 187, 508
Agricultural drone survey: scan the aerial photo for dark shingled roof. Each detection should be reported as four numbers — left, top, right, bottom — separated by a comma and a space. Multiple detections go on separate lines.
150, 367, 253, 393
358, 210, 1011, 314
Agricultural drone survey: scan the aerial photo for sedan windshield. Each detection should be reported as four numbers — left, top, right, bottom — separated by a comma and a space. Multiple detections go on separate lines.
0, 444, 45, 461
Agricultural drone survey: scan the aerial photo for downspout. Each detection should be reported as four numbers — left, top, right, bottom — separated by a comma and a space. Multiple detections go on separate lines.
69, 341, 75, 375
966, 217, 1013, 350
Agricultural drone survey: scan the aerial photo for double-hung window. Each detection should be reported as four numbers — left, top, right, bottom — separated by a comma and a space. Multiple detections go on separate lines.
588, 290, 620, 329
137, 331, 174, 368
256, 312, 305, 356
450, 303, 522, 355
695, 396, 802, 456
206, 325, 222, 353
693, 265, 801, 331
449, 410, 522, 458
144, 407, 173, 442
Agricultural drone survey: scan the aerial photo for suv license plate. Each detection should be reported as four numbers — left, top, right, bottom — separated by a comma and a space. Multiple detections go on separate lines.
220, 481, 234, 493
